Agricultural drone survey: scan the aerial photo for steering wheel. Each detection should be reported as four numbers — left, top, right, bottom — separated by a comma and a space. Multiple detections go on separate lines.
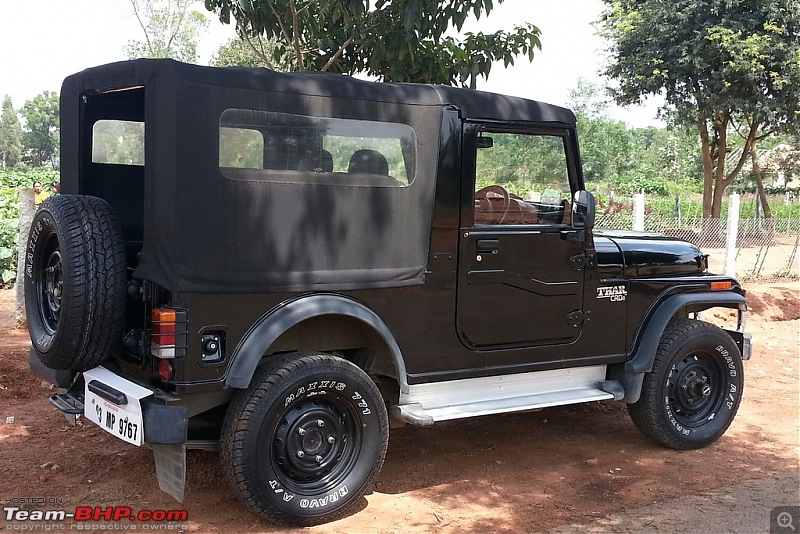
475, 185, 511, 224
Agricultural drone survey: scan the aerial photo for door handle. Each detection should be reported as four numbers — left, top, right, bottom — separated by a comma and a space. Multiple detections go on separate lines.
476, 239, 500, 254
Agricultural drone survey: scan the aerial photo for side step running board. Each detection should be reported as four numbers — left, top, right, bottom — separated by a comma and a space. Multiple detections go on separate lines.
391, 365, 622, 426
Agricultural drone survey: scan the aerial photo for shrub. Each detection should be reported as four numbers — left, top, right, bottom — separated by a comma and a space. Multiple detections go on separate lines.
0, 168, 59, 286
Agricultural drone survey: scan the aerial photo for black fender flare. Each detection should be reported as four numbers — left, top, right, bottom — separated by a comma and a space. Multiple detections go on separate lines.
626, 291, 747, 374
224, 294, 408, 392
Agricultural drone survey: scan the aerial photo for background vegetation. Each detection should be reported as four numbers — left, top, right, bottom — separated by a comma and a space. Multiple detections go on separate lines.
0, 0, 797, 288
0, 168, 58, 285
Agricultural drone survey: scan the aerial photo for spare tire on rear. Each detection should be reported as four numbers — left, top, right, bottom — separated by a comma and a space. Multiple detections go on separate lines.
25, 195, 127, 371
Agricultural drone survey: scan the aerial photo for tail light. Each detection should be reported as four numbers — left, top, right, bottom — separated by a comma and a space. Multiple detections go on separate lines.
150, 307, 187, 361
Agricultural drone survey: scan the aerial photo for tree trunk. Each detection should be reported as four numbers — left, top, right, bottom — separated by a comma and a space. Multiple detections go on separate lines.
698, 118, 715, 218
711, 180, 726, 218
750, 143, 772, 218
710, 115, 729, 218
705, 115, 759, 218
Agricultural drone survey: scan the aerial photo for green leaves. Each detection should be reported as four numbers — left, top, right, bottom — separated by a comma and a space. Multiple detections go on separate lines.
212, 34, 284, 69
125, 0, 210, 63
203, 0, 542, 85
21, 91, 59, 167
0, 168, 58, 287
599, 0, 800, 216
0, 95, 23, 169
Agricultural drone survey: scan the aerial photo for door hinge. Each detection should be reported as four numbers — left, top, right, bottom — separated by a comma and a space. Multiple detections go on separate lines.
570, 253, 595, 270
567, 310, 591, 327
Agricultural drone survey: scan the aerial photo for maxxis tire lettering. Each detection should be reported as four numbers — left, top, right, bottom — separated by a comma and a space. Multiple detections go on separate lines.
221, 353, 389, 527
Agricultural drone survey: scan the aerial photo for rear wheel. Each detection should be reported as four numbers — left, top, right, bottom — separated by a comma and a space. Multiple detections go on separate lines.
221, 354, 389, 526
25, 195, 127, 371
628, 319, 744, 449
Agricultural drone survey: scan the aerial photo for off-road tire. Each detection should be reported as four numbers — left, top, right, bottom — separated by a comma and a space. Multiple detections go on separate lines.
628, 319, 744, 450
25, 195, 127, 371
221, 353, 389, 526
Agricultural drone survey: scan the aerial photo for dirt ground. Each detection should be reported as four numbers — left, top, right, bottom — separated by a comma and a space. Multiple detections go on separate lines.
0, 285, 798, 534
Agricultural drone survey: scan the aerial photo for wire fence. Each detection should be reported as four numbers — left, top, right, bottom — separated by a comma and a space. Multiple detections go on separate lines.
2, 193, 797, 328
597, 199, 800, 284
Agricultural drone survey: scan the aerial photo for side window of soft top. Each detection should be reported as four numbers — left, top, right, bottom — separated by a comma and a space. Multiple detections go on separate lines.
218, 108, 417, 188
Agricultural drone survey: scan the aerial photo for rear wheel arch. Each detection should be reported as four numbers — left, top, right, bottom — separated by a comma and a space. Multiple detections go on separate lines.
225, 295, 407, 396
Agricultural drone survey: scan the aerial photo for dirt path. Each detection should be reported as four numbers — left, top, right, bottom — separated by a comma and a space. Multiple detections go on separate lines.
550, 473, 800, 534
0, 284, 798, 533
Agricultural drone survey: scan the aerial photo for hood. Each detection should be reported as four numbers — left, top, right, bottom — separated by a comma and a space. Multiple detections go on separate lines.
594, 230, 708, 277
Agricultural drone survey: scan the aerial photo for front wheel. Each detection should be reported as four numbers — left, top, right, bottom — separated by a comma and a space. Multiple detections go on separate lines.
628, 319, 744, 450
221, 354, 389, 526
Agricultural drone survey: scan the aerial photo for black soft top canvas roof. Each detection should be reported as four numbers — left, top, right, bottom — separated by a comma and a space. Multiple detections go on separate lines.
60, 59, 575, 295
62, 59, 575, 125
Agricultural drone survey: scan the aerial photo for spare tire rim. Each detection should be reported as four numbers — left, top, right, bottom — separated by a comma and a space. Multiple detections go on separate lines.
37, 236, 63, 334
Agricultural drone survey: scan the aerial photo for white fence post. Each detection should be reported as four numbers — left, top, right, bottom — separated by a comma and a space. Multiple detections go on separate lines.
15, 188, 35, 327
633, 191, 645, 231
724, 193, 740, 278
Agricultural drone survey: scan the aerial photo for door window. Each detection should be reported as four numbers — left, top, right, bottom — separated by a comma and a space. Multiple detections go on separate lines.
474, 132, 572, 225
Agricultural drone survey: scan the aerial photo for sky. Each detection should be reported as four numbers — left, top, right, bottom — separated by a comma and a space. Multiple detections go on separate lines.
0, 0, 662, 127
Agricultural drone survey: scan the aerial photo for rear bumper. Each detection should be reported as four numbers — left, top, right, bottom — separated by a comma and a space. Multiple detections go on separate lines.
38, 362, 188, 445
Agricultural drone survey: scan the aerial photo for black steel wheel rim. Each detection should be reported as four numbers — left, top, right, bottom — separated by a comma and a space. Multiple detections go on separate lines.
271, 397, 361, 494
36, 234, 63, 335
667, 351, 726, 427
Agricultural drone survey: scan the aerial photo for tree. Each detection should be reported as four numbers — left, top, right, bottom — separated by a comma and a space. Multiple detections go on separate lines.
599, 0, 800, 217
126, 0, 210, 63
0, 96, 23, 168
21, 91, 60, 167
568, 79, 633, 182
203, 0, 541, 86
212, 34, 284, 69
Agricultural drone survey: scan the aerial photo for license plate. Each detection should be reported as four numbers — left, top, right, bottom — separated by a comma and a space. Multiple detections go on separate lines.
83, 367, 153, 446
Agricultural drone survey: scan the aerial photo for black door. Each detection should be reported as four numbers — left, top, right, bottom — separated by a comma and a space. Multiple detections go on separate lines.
456, 124, 587, 350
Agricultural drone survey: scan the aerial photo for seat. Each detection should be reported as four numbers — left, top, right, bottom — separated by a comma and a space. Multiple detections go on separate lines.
296, 148, 335, 173
320, 149, 334, 172
348, 149, 389, 175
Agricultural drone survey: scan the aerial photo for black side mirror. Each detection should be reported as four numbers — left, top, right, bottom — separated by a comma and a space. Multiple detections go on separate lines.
572, 190, 596, 229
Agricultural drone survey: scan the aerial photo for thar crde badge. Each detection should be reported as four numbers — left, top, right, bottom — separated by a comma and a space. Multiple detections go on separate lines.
597, 285, 627, 302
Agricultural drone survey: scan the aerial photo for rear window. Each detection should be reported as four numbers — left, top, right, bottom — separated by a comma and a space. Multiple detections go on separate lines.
219, 109, 417, 187
91, 120, 145, 165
